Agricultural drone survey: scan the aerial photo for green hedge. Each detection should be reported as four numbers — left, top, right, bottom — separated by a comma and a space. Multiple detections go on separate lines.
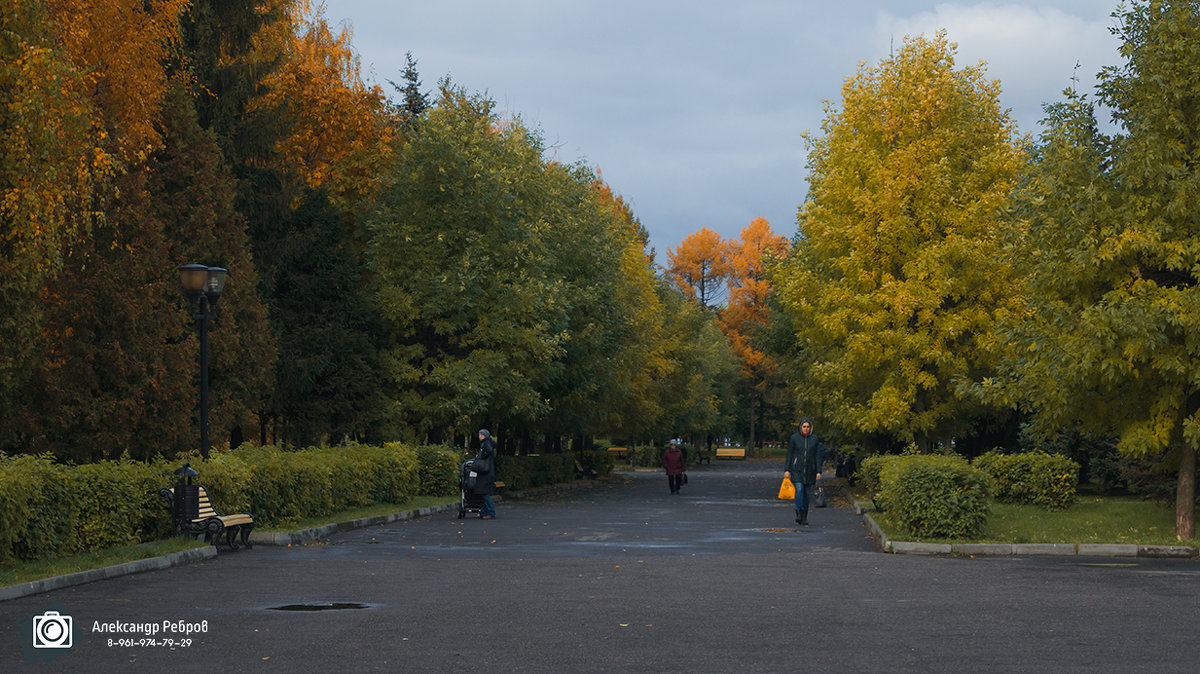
0, 443, 608, 564
416, 445, 461, 496
857, 454, 890, 497
186, 443, 423, 528
0, 443, 427, 562
973, 450, 1079, 510
877, 454, 991, 539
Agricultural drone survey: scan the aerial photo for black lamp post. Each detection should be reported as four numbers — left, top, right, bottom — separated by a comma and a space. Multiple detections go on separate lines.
178, 264, 228, 459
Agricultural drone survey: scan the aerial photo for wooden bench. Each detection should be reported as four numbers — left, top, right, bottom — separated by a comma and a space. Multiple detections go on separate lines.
607, 447, 629, 460
715, 447, 746, 460
160, 485, 255, 551
575, 458, 597, 479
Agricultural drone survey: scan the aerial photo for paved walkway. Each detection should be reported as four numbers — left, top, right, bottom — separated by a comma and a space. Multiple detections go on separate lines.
3, 460, 1200, 671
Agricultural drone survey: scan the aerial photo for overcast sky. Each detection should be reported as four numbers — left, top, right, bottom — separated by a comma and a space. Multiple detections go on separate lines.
321, 1, 1124, 258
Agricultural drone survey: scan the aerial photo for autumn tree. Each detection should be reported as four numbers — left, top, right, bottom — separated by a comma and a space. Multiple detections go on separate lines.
666, 227, 732, 307
989, 0, 1200, 538
249, 0, 395, 212
0, 0, 100, 446
721, 217, 790, 448
771, 33, 1026, 451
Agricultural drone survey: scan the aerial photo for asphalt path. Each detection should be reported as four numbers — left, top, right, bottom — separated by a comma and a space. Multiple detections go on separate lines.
3, 460, 1200, 672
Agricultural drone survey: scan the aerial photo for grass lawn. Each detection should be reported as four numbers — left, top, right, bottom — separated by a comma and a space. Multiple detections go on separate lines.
1, 495, 460, 590
0, 538, 210, 588
864, 493, 1200, 547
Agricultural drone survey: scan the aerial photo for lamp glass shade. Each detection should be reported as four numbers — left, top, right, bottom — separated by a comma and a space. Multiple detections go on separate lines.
179, 264, 208, 292
204, 267, 228, 297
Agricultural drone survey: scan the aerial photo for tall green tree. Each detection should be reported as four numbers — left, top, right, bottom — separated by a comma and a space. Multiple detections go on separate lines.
367, 87, 571, 441
262, 188, 383, 446
151, 84, 275, 454
990, 0, 1200, 538
390, 51, 431, 131
652, 286, 741, 442
771, 33, 1026, 450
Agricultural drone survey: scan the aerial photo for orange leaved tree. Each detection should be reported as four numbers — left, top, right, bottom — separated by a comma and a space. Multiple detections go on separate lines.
721, 217, 790, 448
665, 227, 732, 308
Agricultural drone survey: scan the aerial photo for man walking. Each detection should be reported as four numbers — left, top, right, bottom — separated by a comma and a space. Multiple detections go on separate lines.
784, 418, 824, 526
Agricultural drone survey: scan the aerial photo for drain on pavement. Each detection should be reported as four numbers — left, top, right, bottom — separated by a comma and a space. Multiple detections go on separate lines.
268, 603, 371, 611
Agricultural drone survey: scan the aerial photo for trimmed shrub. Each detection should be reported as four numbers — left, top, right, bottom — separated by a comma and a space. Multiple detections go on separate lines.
974, 450, 1079, 509
581, 449, 614, 477
73, 459, 172, 551
0, 454, 80, 561
880, 454, 990, 539
415, 445, 461, 496
857, 454, 894, 498
5, 455, 81, 561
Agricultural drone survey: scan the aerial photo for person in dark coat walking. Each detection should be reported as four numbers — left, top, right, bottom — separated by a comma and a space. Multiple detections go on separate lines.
662, 441, 686, 494
785, 418, 824, 525
473, 429, 497, 519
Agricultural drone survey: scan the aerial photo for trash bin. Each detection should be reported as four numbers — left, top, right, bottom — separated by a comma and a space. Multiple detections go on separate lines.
172, 463, 200, 534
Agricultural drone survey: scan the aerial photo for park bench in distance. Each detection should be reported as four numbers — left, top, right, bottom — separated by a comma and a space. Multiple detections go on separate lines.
716, 447, 746, 460
607, 447, 629, 461
159, 485, 255, 551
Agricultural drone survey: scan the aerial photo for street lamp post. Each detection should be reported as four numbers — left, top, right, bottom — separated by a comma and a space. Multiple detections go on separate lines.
178, 264, 228, 459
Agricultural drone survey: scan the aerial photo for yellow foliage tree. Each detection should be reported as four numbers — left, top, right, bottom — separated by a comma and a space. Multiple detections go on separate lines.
772, 33, 1027, 449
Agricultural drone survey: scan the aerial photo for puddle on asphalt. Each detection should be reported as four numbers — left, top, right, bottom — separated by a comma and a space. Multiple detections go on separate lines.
268, 603, 371, 611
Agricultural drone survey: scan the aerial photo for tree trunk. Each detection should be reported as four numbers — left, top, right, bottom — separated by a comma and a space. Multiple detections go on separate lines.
1176, 442, 1196, 540
748, 395, 756, 458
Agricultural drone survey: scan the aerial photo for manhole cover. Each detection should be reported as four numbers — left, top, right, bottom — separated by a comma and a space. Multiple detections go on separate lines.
268, 603, 371, 611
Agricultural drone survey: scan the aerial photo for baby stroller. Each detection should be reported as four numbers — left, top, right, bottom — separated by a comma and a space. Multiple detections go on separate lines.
457, 459, 485, 519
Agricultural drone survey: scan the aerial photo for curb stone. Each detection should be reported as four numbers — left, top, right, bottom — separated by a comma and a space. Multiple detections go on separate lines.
0, 547, 218, 602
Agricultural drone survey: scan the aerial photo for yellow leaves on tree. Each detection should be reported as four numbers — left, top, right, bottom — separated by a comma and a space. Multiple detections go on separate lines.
249, 0, 394, 210
3, 0, 187, 274
775, 33, 1026, 448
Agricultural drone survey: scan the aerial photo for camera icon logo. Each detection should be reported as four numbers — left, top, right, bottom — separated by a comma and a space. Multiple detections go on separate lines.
32, 611, 73, 649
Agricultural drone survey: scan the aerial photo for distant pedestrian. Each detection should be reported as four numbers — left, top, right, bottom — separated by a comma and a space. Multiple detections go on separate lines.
473, 429, 497, 519
785, 418, 824, 525
662, 441, 686, 494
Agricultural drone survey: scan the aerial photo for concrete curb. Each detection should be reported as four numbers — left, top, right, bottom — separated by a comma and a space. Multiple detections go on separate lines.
861, 513, 1200, 559
0, 547, 218, 602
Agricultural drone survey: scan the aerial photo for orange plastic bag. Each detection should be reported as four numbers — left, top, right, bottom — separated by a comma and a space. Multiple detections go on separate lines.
778, 478, 795, 500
